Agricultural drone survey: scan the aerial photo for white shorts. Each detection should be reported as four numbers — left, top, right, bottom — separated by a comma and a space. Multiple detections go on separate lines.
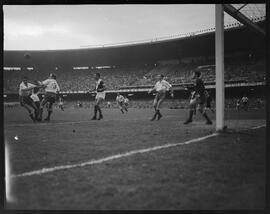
96, 92, 106, 100
30, 94, 40, 102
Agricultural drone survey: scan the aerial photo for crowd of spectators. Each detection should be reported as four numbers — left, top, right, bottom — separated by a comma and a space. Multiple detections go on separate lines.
4, 55, 265, 93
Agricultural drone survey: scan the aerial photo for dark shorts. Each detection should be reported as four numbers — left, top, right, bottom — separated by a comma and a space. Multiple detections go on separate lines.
198, 94, 206, 105
118, 101, 124, 106
42, 92, 57, 105
19, 95, 34, 107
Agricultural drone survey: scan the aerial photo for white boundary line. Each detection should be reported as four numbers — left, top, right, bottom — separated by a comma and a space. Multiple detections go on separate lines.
11, 133, 218, 178
10, 124, 266, 179
250, 124, 266, 130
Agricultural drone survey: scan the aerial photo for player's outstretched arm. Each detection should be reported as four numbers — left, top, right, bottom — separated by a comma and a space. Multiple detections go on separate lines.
21, 84, 38, 92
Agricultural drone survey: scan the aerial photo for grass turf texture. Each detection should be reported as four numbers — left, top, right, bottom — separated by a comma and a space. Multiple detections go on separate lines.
4, 107, 266, 210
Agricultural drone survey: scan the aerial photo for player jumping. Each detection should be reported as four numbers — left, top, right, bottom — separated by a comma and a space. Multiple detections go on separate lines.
148, 74, 173, 121
38, 73, 60, 121
18, 76, 40, 122
184, 70, 212, 125
88, 73, 106, 120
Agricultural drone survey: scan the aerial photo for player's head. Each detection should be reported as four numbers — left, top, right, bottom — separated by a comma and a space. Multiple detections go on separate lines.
95, 73, 100, 81
117, 92, 120, 96
50, 73, 56, 79
22, 76, 28, 84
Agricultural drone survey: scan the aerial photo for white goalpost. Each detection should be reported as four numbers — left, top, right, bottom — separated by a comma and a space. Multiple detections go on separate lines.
215, 4, 225, 132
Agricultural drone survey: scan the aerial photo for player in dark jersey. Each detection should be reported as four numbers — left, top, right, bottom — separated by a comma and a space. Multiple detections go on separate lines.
184, 70, 212, 125
88, 73, 106, 120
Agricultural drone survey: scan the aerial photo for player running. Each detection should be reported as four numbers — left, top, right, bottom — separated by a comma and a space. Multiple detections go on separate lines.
116, 93, 127, 113
88, 73, 106, 120
18, 76, 39, 122
38, 73, 60, 121
184, 70, 212, 125
148, 74, 174, 121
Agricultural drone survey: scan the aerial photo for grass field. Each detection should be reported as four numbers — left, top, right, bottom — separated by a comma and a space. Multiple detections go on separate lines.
4, 106, 266, 210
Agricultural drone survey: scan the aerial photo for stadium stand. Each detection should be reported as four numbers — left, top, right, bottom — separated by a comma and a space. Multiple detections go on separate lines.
3, 54, 265, 93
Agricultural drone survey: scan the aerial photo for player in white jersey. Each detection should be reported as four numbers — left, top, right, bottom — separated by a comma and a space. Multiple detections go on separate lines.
148, 74, 173, 121
18, 76, 40, 121
116, 93, 127, 113
88, 73, 106, 120
38, 73, 60, 121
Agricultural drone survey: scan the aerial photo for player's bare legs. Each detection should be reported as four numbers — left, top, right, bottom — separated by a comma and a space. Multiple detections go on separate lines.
92, 97, 103, 120
44, 102, 53, 121
151, 95, 164, 121
22, 103, 36, 122
151, 97, 159, 121
184, 99, 196, 124
198, 104, 212, 125
38, 99, 46, 121
156, 97, 165, 120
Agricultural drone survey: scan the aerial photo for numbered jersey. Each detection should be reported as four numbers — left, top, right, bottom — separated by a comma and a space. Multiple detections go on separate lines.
42, 79, 60, 94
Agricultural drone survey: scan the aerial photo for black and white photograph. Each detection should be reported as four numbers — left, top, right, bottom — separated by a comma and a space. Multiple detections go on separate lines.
3, 2, 268, 210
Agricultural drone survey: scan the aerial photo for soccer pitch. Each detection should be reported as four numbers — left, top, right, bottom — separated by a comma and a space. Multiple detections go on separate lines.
4, 107, 266, 210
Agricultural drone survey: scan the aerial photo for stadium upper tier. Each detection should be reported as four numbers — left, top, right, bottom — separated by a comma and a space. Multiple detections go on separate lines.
3, 53, 265, 93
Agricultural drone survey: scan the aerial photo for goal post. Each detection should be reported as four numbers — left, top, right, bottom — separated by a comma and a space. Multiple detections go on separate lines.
215, 4, 225, 131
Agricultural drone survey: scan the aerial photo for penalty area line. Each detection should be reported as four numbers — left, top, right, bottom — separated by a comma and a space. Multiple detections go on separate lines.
11, 133, 218, 178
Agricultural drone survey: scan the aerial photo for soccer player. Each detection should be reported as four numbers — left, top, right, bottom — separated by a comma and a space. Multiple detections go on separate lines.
241, 95, 249, 111
148, 74, 173, 121
58, 96, 64, 111
88, 73, 106, 120
18, 76, 39, 121
184, 70, 212, 125
107, 101, 112, 108
38, 73, 60, 121
116, 93, 127, 113
124, 96, 129, 112
30, 86, 41, 120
